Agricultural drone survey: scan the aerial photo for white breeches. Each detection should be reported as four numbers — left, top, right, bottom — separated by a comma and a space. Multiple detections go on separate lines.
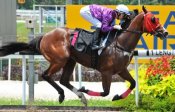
80, 5, 102, 28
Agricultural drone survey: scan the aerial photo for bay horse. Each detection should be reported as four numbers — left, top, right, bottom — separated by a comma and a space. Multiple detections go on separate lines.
0, 6, 168, 106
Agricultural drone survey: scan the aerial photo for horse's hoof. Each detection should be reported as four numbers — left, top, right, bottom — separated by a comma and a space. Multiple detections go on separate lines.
59, 94, 65, 103
78, 86, 85, 92
112, 95, 122, 101
81, 96, 87, 107
79, 93, 87, 106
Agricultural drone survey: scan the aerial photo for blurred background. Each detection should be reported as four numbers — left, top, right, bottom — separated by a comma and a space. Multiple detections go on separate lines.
17, 0, 175, 9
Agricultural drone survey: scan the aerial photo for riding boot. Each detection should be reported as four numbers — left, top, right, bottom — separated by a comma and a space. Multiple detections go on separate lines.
92, 28, 102, 50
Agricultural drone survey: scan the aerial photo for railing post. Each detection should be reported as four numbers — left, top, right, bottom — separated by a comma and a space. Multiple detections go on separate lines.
73, 68, 76, 82
8, 58, 11, 80
22, 55, 26, 105
39, 6, 43, 33
60, 6, 65, 27
134, 56, 139, 107
28, 28, 35, 103
26, 19, 35, 103
78, 64, 82, 88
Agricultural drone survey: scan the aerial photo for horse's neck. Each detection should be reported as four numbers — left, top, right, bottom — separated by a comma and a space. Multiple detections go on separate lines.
117, 13, 144, 51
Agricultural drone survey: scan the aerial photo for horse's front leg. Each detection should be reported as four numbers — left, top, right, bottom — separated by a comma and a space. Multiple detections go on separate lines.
42, 64, 65, 103
60, 58, 87, 106
79, 72, 112, 97
112, 68, 136, 101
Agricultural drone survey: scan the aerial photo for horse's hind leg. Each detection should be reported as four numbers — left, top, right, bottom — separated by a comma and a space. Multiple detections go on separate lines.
60, 58, 87, 106
42, 63, 65, 103
79, 72, 112, 97
112, 68, 136, 101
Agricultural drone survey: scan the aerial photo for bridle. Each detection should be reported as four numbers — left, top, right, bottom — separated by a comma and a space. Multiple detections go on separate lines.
120, 12, 161, 36
115, 12, 162, 54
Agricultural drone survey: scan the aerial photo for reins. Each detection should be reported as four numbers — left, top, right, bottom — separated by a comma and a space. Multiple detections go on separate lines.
121, 29, 142, 34
113, 25, 143, 54
113, 13, 145, 53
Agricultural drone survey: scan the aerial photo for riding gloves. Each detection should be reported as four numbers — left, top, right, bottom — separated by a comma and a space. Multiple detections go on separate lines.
113, 25, 122, 30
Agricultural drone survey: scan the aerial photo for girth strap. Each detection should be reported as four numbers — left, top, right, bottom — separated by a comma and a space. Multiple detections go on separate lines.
91, 50, 98, 69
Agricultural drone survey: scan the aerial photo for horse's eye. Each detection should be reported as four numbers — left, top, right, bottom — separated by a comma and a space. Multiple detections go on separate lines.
151, 17, 156, 23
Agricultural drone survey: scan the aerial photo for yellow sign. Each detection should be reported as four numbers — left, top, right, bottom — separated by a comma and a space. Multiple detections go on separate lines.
66, 5, 175, 50
18, 0, 25, 4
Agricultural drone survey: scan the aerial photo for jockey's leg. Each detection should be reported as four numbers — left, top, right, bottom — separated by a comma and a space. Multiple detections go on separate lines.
80, 5, 103, 50
80, 5, 102, 27
92, 28, 103, 50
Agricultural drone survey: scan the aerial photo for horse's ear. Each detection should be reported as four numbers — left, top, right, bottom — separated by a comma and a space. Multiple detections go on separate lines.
128, 9, 139, 20
133, 9, 139, 15
142, 5, 148, 14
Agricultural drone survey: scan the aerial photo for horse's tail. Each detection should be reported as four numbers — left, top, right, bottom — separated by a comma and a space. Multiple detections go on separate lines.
0, 35, 43, 57
0, 42, 29, 56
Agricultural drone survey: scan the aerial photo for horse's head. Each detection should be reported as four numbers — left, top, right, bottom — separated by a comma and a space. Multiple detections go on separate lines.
142, 6, 168, 39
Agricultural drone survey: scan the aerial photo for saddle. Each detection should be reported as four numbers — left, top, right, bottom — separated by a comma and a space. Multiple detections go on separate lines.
70, 28, 119, 54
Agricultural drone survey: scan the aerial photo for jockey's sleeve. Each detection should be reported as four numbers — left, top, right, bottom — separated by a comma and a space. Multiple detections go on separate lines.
101, 24, 114, 32
101, 15, 114, 32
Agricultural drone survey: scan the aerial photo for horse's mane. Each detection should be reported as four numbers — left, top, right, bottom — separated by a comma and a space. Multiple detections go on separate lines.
128, 10, 146, 30
121, 9, 139, 29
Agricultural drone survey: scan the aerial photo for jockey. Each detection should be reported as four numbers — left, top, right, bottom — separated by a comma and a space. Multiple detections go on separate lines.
80, 4, 130, 50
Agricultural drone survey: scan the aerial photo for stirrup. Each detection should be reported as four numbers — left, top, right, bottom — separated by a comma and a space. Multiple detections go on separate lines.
98, 44, 105, 55
92, 45, 103, 50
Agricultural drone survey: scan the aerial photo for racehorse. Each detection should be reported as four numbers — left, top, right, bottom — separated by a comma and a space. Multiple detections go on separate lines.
0, 6, 168, 106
